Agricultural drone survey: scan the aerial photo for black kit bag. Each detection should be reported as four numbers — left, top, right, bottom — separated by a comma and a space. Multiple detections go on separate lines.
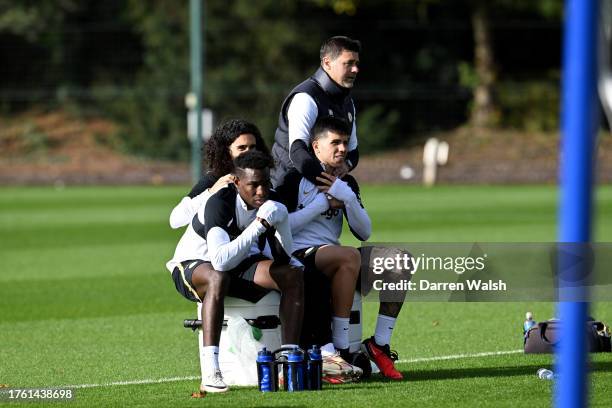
524, 319, 611, 354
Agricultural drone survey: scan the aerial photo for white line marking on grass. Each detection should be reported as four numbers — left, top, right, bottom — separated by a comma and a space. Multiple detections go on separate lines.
52, 349, 523, 390
398, 349, 523, 364
67, 376, 199, 389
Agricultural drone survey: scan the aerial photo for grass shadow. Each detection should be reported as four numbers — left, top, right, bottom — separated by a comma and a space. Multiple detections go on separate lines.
404, 360, 612, 382
349, 360, 612, 386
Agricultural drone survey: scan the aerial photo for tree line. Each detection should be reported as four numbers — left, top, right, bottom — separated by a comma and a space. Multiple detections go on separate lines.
0, 0, 564, 160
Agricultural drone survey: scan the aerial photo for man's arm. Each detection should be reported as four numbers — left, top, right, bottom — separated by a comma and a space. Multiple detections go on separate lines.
290, 193, 329, 233
346, 149, 359, 171
346, 102, 359, 170
274, 171, 330, 233
169, 190, 212, 229
206, 223, 266, 271
204, 195, 267, 271
262, 204, 293, 265
328, 175, 371, 241
287, 93, 326, 184
288, 94, 359, 181
169, 174, 218, 229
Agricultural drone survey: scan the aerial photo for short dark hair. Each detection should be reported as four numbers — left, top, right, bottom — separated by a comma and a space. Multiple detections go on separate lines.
320, 36, 361, 61
312, 116, 351, 143
232, 150, 274, 176
205, 119, 269, 178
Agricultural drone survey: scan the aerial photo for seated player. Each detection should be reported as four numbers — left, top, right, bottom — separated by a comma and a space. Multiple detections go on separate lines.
276, 116, 406, 382
166, 150, 303, 393
169, 119, 269, 229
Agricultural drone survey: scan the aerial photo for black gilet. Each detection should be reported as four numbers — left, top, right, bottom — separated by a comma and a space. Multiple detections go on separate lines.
274, 67, 355, 149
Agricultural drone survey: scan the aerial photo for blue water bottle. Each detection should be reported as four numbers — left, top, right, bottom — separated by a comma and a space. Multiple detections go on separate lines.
285, 349, 305, 392
306, 345, 322, 390
256, 347, 277, 392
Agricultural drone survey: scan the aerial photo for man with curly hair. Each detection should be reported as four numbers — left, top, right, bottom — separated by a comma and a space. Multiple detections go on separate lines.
169, 119, 270, 229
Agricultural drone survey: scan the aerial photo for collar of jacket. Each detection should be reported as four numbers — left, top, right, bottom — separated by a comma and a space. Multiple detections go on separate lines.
310, 67, 351, 101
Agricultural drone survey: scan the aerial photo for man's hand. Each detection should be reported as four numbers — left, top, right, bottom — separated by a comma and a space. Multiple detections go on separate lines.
316, 172, 346, 209
326, 162, 349, 178
256, 217, 270, 229
315, 172, 336, 194
256, 201, 288, 227
209, 174, 236, 194
318, 173, 355, 203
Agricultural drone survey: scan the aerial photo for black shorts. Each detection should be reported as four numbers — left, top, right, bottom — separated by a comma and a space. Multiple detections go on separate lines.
292, 245, 324, 270
294, 245, 365, 293
171, 255, 271, 304
172, 259, 206, 303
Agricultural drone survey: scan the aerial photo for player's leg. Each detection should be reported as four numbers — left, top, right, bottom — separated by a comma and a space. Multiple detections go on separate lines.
253, 260, 304, 346
360, 302, 404, 380
359, 246, 409, 380
309, 245, 363, 382
172, 260, 230, 393
191, 262, 230, 347
294, 247, 359, 383
376, 302, 403, 341
298, 255, 332, 349
314, 245, 360, 351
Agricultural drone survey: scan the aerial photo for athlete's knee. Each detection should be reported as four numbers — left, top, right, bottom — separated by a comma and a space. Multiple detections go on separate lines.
271, 264, 303, 292
384, 248, 413, 281
338, 246, 361, 274
206, 269, 230, 295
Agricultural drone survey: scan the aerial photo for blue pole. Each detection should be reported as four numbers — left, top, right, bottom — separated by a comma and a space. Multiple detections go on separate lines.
556, 1, 599, 407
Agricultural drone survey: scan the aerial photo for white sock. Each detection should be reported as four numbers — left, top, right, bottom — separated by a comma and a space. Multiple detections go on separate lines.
201, 345, 220, 378
332, 316, 350, 350
374, 315, 396, 346
320, 342, 336, 356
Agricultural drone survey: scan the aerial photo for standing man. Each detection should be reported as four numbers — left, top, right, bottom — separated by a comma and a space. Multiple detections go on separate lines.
166, 150, 303, 393
272, 36, 361, 187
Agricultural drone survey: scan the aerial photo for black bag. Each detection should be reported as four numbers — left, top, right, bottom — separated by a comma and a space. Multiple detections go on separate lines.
524, 319, 611, 354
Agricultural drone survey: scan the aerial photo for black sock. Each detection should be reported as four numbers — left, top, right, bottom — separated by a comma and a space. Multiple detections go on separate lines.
338, 347, 351, 361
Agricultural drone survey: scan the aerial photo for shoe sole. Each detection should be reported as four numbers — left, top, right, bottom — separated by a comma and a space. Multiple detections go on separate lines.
322, 376, 354, 384
201, 385, 229, 393
323, 362, 363, 377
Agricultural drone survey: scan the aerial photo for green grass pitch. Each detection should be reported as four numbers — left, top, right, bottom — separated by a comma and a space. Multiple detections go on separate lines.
0, 184, 611, 407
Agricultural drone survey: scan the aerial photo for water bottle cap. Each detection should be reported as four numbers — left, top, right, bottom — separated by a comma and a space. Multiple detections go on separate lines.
287, 349, 304, 362
258, 348, 273, 361
308, 346, 322, 359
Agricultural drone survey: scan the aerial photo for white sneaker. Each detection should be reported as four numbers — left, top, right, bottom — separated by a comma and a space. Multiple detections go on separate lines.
322, 352, 363, 383
201, 369, 229, 393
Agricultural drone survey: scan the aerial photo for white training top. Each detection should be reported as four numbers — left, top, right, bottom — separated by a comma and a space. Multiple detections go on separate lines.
166, 189, 266, 273
276, 171, 371, 251
287, 93, 358, 150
